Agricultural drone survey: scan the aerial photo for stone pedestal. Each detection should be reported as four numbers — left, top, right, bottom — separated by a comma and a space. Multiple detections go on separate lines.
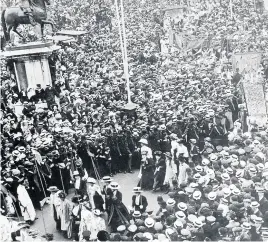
2, 41, 60, 92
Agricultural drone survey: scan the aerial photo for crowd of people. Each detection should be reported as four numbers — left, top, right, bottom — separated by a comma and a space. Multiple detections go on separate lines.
2, 0, 268, 241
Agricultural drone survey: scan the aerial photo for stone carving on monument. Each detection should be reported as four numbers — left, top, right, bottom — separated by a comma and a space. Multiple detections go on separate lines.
1, 0, 59, 99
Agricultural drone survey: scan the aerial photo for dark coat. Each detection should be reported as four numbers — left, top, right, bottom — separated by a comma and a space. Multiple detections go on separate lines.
131, 194, 148, 213
44, 87, 58, 103
203, 222, 221, 241
117, 134, 131, 155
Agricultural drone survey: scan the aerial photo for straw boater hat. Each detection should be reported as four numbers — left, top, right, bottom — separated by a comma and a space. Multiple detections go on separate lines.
109, 182, 120, 190
102, 176, 113, 182
145, 217, 155, 228
166, 198, 176, 206
132, 211, 142, 218
139, 138, 148, 145
47, 186, 59, 192
133, 187, 142, 193
177, 202, 187, 211
242, 222, 251, 230
87, 177, 96, 184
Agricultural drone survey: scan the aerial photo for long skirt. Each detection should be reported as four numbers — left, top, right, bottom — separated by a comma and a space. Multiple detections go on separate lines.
138, 167, 154, 190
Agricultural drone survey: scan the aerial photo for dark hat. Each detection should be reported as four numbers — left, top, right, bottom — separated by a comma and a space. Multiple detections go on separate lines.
58, 192, 66, 198
97, 230, 110, 241
157, 195, 164, 202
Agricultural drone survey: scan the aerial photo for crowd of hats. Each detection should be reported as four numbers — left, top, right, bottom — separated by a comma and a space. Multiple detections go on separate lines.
1, 0, 268, 241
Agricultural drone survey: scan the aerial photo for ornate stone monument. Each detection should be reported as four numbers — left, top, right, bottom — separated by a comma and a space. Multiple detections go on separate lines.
1, 0, 59, 91
2, 41, 60, 91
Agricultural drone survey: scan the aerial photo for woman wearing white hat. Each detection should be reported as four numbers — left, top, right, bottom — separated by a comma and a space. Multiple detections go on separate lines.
107, 182, 130, 232
17, 178, 36, 224
139, 138, 153, 159
79, 200, 94, 241
90, 209, 107, 240
86, 177, 104, 211
47, 186, 61, 230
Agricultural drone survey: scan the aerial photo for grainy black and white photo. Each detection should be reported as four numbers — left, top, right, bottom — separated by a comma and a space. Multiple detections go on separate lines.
1, 0, 268, 241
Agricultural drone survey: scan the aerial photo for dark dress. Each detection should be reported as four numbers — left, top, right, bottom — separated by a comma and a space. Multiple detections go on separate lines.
138, 157, 154, 190
107, 190, 130, 232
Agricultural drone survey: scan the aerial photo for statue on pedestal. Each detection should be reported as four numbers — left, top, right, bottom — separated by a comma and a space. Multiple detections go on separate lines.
1, 0, 54, 42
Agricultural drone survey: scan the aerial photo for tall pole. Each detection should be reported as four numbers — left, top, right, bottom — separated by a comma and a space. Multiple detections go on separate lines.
230, 0, 233, 19
114, 0, 125, 63
120, 0, 131, 104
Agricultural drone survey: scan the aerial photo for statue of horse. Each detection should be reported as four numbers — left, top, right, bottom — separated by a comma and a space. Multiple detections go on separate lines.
1, 0, 54, 42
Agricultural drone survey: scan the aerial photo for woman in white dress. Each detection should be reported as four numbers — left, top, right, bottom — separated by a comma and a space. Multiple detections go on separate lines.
90, 209, 106, 240
163, 152, 176, 190
58, 192, 73, 238
79, 201, 94, 241
17, 178, 36, 224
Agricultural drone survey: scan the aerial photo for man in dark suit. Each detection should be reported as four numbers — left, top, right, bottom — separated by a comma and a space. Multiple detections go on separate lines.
256, 187, 268, 215
152, 151, 166, 192
73, 170, 87, 197
203, 216, 221, 241
131, 187, 148, 213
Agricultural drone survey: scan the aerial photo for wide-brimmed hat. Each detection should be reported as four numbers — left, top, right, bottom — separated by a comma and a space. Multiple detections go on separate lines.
166, 198, 176, 206
194, 219, 203, 228
145, 217, 155, 228
117, 225, 126, 232
177, 202, 187, 211
251, 201, 260, 208
102, 176, 113, 182
87, 177, 96, 184
109, 182, 120, 190
132, 210, 141, 218
193, 190, 202, 200
208, 192, 217, 200
128, 224, 137, 233
175, 211, 186, 220
18, 146, 26, 152
133, 187, 142, 193
139, 138, 148, 145
221, 173, 230, 181
242, 222, 251, 230
47, 186, 59, 192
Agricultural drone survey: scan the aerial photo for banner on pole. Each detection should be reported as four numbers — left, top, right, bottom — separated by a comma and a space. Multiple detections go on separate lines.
162, 5, 185, 19
232, 52, 262, 74
242, 81, 267, 126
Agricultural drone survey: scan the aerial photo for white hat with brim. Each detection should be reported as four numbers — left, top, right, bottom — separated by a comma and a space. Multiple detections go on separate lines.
194, 219, 203, 228
208, 192, 217, 200
139, 138, 148, 145
102, 176, 113, 182
109, 182, 120, 190
145, 217, 155, 228
87, 177, 96, 184
242, 222, 251, 230
133, 187, 142, 193
47, 186, 59, 192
